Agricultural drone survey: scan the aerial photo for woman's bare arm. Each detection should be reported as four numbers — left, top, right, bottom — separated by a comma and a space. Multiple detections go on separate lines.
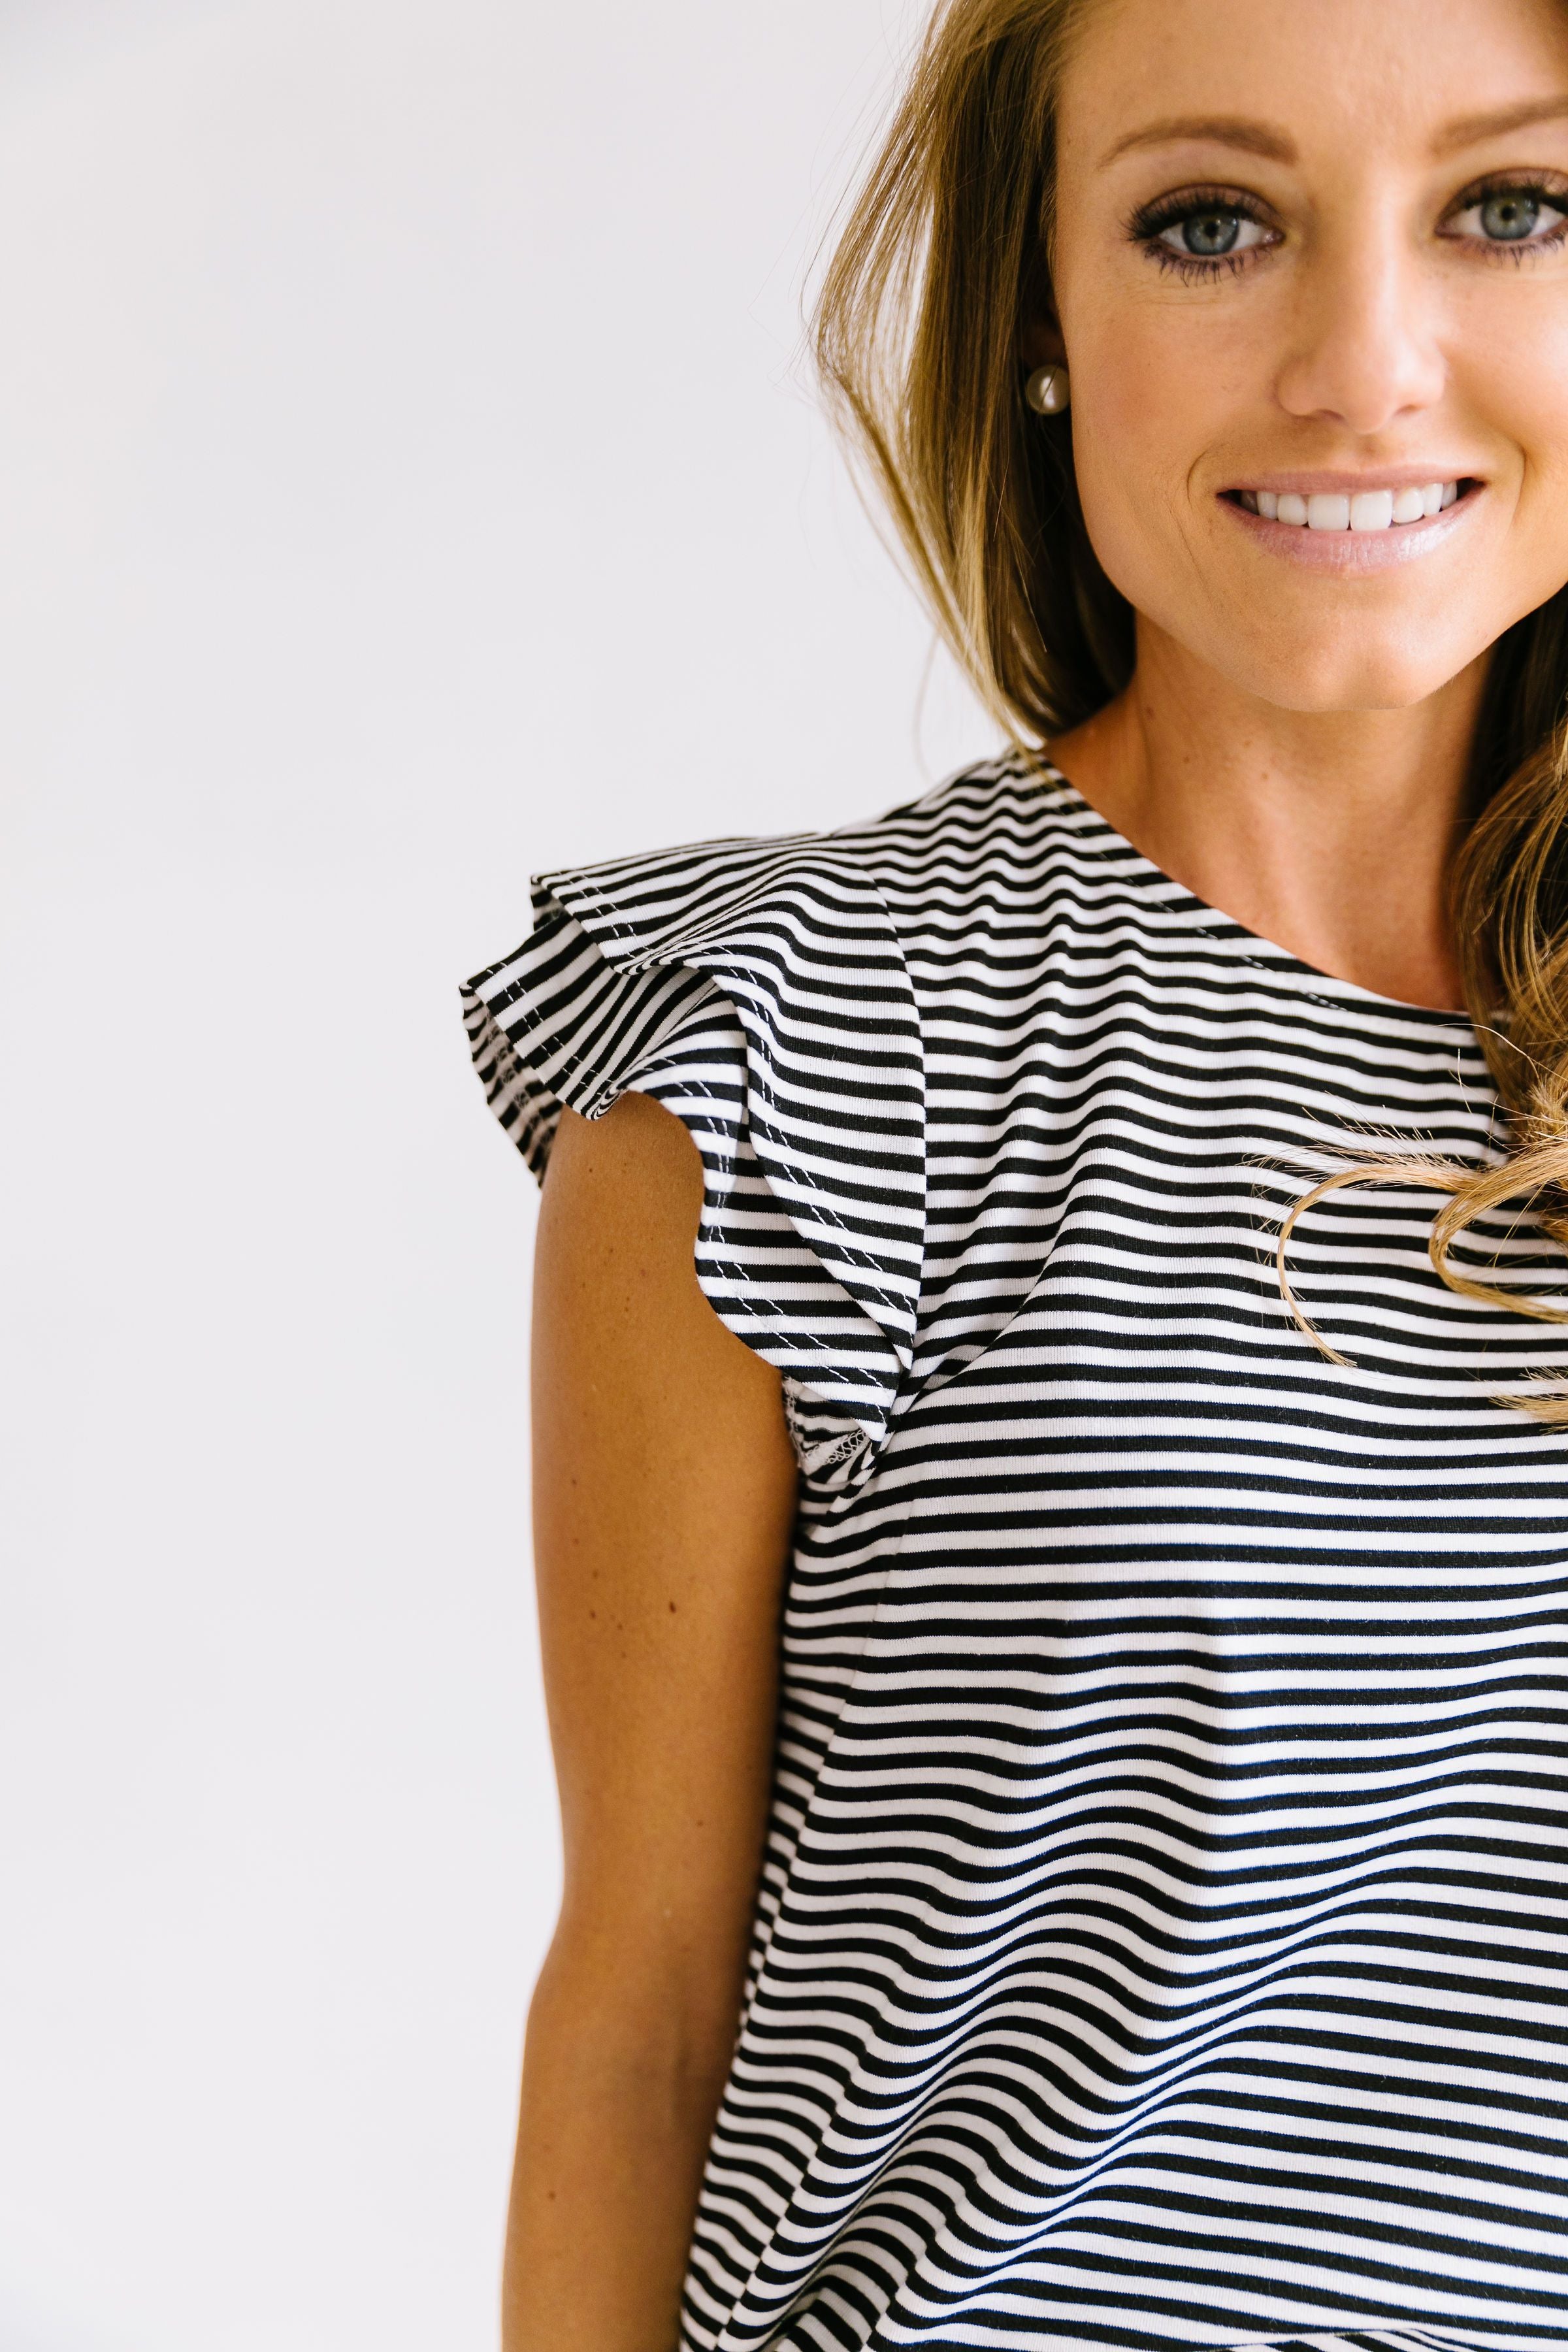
504, 1092, 798, 2351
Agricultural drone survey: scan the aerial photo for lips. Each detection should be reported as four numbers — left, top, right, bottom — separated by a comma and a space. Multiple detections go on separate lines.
1230, 481, 1463, 531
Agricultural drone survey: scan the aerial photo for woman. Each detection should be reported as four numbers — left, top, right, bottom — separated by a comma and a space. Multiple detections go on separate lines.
465, 0, 1568, 2342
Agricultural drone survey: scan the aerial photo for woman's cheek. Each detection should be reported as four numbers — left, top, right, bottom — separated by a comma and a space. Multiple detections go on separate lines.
1068, 335, 1218, 610
1466, 305, 1568, 602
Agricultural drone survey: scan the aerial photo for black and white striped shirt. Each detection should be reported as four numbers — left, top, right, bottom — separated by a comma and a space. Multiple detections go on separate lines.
463, 759, 1568, 2352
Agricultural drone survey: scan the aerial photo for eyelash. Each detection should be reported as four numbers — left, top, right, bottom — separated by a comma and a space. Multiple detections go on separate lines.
1128, 185, 1277, 282
1126, 174, 1568, 282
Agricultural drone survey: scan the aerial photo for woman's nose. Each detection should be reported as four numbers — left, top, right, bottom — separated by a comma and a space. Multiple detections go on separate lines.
1274, 216, 1446, 436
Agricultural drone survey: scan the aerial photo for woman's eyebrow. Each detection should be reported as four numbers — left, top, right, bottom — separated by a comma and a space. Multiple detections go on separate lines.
1102, 95, 1568, 174
1100, 116, 1296, 169
1432, 95, 1568, 154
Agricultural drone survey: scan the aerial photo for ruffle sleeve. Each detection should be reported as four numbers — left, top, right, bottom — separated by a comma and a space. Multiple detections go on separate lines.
460, 832, 926, 1488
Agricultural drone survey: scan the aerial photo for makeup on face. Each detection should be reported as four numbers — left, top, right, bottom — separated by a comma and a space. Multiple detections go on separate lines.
1217, 472, 1482, 574
1049, 0, 1568, 708
1234, 482, 1459, 529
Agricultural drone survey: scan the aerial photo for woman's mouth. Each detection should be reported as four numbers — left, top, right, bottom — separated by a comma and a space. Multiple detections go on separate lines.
1219, 476, 1482, 567
1228, 480, 1467, 531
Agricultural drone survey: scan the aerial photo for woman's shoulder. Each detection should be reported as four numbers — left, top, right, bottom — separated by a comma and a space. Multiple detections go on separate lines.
461, 766, 1085, 1484
459, 756, 1135, 1485
463, 757, 1126, 1103
527, 752, 1107, 960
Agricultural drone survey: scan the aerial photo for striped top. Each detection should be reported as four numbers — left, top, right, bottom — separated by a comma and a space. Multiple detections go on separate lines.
463, 760, 1568, 2352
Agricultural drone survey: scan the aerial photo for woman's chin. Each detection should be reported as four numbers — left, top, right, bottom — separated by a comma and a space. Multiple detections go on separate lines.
1196, 617, 1478, 716
1114, 535, 1495, 715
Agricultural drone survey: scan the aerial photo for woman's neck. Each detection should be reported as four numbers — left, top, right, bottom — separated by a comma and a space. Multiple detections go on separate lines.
1049, 624, 1489, 1011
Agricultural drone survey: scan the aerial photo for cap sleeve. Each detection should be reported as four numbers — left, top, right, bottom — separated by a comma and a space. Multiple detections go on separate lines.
461, 833, 926, 1486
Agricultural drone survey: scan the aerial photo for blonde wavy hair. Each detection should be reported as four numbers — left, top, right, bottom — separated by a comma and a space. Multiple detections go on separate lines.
814, 0, 1568, 1416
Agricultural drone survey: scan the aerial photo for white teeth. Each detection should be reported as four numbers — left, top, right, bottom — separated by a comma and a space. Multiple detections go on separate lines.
1348, 489, 1394, 532
1247, 480, 1462, 529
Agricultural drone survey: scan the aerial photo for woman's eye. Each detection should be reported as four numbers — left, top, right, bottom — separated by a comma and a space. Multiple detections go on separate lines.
1156, 208, 1270, 261
1448, 188, 1567, 245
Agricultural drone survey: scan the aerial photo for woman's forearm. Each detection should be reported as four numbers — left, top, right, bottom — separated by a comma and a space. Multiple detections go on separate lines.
502, 1940, 738, 2352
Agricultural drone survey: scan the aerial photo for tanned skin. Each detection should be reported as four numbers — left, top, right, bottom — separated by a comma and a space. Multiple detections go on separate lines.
504, 1092, 797, 2350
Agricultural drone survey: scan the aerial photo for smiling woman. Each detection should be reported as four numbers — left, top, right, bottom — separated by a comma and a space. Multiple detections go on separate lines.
465, 2, 1568, 2347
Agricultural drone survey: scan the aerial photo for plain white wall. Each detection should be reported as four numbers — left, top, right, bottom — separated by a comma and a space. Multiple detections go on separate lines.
0, 4, 993, 2347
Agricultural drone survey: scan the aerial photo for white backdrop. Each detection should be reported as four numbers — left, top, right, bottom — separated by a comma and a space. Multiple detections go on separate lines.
0, 3, 992, 2346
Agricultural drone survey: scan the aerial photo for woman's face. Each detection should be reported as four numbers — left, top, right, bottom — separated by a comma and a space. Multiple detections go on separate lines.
1050, 0, 1568, 711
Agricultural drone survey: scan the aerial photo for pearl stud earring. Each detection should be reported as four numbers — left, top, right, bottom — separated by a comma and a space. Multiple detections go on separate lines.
1024, 363, 1070, 416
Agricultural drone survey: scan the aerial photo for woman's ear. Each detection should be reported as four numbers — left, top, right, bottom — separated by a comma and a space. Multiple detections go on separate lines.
1019, 253, 1066, 370
1021, 316, 1068, 370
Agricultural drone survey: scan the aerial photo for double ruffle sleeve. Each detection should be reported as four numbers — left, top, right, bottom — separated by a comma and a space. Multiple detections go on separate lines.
461, 832, 926, 1486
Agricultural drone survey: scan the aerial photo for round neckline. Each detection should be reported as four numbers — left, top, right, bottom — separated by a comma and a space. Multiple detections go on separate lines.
1036, 760, 1476, 1030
